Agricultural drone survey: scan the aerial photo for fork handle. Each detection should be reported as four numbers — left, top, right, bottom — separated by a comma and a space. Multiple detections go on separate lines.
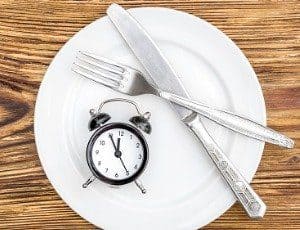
183, 113, 266, 218
160, 91, 294, 148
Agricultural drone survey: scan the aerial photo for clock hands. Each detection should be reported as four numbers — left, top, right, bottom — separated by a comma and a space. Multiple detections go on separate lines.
109, 134, 126, 168
109, 133, 146, 194
119, 157, 129, 175
116, 137, 120, 151
109, 134, 125, 162
116, 138, 130, 175
109, 134, 128, 172
109, 134, 117, 151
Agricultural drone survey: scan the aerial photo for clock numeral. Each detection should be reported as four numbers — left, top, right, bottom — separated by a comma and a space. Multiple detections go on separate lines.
134, 164, 138, 169
138, 154, 142, 159
105, 168, 108, 173
95, 150, 99, 154
98, 161, 101, 166
115, 173, 119, 178
130, 134, 133, 139
118, 130, 124, 136
99, 140, 105, 145
136, 143, 140, 148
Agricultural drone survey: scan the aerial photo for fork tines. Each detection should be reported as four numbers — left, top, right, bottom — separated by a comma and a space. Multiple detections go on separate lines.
72, 51, 125, 89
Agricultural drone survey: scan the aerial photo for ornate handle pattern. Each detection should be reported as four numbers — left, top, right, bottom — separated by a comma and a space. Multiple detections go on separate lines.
161, 91, 294, 148
184, 113, 266, 218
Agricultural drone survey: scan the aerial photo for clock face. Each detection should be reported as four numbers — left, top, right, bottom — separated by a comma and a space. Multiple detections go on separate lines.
87, 123, 148, 185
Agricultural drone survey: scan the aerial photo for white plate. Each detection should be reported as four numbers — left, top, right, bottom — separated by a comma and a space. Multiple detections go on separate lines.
34, 7, 266, 229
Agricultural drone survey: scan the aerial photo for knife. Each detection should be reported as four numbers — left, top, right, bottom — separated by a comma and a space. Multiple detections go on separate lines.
107, 3, 266, 218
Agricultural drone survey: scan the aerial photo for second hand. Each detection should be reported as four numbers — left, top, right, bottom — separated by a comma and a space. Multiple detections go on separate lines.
112, 135, 146, 194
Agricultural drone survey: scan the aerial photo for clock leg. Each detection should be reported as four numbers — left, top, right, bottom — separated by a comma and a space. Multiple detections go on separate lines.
134, 179, 146, 194
82, 175, 96, 188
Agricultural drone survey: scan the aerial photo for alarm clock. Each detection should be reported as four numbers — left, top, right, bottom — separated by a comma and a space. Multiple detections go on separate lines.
82, 98, 151, 194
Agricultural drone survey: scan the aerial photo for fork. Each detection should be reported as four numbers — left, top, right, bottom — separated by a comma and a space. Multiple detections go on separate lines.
72, 51, 294, 148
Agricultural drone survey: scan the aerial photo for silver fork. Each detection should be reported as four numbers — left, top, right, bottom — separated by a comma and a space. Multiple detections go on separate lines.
72, 51, 294, 148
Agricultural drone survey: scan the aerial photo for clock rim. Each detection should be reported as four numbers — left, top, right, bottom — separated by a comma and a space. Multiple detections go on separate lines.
86, 122, 149, 185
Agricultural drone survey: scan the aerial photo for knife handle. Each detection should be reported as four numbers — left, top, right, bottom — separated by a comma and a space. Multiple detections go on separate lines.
183, 113, 266, 218
160, 91, 294, 148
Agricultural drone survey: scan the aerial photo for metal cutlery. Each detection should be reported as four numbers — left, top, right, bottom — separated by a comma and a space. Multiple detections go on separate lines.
72, 51, 294, 149
106, 3, 266, 218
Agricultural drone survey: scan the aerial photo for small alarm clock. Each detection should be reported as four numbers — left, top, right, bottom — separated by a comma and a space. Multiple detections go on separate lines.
82, 98, 151, 194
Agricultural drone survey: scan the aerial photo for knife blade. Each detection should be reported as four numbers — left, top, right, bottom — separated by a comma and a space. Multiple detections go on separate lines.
107, 3, 266, 218
106, 4, 191, 119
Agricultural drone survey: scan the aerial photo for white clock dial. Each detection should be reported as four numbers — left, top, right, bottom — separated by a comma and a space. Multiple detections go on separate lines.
91, 127, 145, 181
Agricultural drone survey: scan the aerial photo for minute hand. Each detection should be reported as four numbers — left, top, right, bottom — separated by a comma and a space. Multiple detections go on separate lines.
107, 3, 266, 218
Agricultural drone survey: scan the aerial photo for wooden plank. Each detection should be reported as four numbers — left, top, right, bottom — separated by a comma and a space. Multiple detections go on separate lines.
0, 0, 299, 229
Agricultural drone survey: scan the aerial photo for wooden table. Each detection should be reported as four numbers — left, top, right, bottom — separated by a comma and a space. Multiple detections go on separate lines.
0, 0, 299, 229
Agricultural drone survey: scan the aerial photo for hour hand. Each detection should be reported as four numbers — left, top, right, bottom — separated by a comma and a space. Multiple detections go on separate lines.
117, 137, 120, 151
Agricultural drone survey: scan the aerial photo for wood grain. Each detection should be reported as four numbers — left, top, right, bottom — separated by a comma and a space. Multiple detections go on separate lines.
0, 0, 299, 229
